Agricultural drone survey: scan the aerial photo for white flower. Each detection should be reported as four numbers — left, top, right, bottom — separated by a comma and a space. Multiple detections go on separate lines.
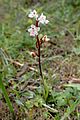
28, 24, 40, 37
45, 20, 49, 24
38, 13, 49, 24
28, 10, 38, 19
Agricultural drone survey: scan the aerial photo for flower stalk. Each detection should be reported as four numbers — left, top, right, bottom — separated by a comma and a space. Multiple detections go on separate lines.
36, 35, 43, 78
35, 20, 43, 78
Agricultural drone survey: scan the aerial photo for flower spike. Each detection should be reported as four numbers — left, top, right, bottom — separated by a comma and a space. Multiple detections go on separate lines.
27, 10, 49, 78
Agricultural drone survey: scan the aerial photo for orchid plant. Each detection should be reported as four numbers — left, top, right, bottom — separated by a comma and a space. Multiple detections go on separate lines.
28, 10, 49, 79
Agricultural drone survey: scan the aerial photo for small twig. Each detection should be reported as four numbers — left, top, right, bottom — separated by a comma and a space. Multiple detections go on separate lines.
68, 77, 80, 84
7, 58, 38, 77
43, 104, 58, 113
8, 58, 23, 67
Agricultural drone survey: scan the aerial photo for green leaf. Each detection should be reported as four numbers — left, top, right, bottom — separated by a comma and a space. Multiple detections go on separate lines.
64, 83, 80, 91
43, 79, 49, 101
15, 99, 24, 106
61, 99, 80, 120
73, 47, 80, 55
0, 73, 14, 113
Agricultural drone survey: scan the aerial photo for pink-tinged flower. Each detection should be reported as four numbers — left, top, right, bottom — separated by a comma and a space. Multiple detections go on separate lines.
28, 10, 38, 19
28, 25, 40, 37
38, 13, 49, 24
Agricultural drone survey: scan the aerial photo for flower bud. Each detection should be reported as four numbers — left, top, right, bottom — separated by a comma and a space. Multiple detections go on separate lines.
42, 35, 50, 42
30, 52, 37, 57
